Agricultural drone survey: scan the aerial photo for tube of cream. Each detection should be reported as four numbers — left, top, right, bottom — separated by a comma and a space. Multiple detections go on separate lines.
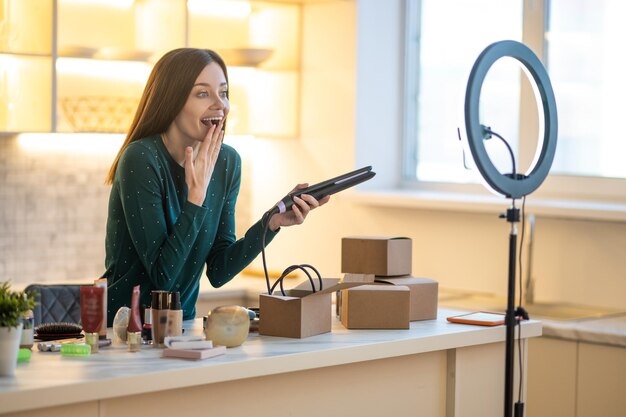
127, 285, 142, 352
80, 286, 104, 353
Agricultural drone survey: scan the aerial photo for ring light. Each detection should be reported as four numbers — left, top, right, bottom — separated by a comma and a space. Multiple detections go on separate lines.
464, 40, 558, 198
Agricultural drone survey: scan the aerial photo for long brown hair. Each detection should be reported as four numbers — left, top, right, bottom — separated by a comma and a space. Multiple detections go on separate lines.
105, 48, 229, 184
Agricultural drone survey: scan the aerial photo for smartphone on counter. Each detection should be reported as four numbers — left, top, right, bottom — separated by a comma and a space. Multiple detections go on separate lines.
446, 311, 506, 326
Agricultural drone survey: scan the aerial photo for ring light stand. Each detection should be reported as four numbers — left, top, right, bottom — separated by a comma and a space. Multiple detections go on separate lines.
463, 40, 557, 417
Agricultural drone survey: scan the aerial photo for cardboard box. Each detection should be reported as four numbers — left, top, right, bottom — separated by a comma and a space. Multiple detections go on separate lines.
342, 273, 376, 283
375, 276, 438, 321
259, 278, 362, 338
341, 236, 412, 276
341, 284, 410, 329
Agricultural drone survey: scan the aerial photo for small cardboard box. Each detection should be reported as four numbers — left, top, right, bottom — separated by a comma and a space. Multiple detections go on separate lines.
341, 284, 410, 329
375, 276, 438, 321
341, 236, 412, 276
259, 278, 363, 338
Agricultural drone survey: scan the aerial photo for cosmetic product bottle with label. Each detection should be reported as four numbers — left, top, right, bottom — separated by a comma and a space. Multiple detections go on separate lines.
127, 285, 142, 352
166, 292, 183, 337
151, 290, 169, 347
94, 278, 108, 340
19, 298, 34, 349
80, 286, 105, 353
142, 306, 153, 343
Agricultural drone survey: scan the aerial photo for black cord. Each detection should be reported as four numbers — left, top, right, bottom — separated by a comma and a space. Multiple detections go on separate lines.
482, 126, 517, 177
261, 210, 323, 296
261, 211, 273, 295
270, 264, 322, 296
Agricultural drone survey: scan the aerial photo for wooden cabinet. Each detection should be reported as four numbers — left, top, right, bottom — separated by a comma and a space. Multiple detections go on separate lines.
54, 0, 184, 133
0, 0, 53, 132
0, 0, 301, 137
527, 337, 577, 417
527, 337, 626, 417
577, 342, 626, 417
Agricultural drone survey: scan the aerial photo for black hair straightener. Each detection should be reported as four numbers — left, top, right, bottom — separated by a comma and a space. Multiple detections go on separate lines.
269, 166, 376, 215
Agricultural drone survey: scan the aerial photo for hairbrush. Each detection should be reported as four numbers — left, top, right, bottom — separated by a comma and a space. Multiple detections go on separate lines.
35, 322, 83, 341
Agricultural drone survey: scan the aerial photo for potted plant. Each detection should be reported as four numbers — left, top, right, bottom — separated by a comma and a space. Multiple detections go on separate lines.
0, 281, 36, 376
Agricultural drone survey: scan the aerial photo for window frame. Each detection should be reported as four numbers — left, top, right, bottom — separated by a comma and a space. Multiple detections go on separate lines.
354, 0, 626, 221
404, 0, 626, 204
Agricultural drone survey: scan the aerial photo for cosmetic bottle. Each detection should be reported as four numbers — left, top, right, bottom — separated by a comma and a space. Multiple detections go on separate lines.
80, 286, 105, 353
151, 290, 169, 347
94, 278, 108, 340
166, 292, 183, 337
127, 285, 142, 352
142, 306, 153, 343
19, 297, 34, 349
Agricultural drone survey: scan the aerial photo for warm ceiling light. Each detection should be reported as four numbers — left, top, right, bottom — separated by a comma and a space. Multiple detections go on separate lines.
187, 0, 251, 18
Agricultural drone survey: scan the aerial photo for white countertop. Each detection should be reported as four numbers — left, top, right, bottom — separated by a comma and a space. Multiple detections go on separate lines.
12, 276, 625, 347
437, 288, 626, 348
541, 314, 626, 347
207, 279, 626, 348
0, 308, 541, 415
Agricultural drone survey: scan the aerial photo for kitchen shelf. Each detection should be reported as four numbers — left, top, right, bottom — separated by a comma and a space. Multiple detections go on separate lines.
0, 0, 302, 137
0, 0, 53, 55
217, 47, 273, 67
0, 54, 52, 132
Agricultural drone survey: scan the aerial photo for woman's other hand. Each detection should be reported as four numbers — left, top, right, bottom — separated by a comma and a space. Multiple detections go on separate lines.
185, 120, 224, 206
268, 183, 330, 232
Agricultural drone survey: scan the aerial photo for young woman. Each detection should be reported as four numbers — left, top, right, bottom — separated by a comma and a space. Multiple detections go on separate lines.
103, 48, 327, 326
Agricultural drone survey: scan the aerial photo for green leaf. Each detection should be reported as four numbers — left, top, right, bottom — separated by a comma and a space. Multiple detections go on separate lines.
0, 281, 37, 328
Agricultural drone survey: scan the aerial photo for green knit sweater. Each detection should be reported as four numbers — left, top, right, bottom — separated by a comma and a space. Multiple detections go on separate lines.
103, 135, 277, 326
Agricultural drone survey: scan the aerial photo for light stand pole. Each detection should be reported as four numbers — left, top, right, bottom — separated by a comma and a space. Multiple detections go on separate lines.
503, 205, 520, 417
462, 40, 558, 417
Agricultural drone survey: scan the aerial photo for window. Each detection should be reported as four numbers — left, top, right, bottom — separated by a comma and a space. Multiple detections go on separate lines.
405, 0, 523, 185
547, 0, 626, 178
404, 0, 626, 200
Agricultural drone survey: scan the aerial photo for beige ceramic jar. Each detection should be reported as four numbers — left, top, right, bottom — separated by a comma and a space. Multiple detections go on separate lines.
204, 305, 251, 348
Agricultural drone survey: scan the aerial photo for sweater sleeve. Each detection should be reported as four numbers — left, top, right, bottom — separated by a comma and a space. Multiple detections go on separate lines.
117, 144, 208, 291
205, 154, 278, 287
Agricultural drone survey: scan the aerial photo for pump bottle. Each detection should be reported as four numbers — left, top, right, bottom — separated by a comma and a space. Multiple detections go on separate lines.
166, 292, 183, 337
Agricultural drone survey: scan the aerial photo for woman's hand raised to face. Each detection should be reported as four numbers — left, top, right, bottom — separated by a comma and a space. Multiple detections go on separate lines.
185, 120, 224, 206
268, 183, 331, 232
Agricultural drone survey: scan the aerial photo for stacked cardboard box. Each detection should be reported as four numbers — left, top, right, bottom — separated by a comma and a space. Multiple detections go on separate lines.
375, 276, 438, 321
258, 236, 438, 338
340, 236, 438, 329
259, 278, 363, 338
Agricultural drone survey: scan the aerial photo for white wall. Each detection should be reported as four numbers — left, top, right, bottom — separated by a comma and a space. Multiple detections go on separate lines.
0, 136, 111, 283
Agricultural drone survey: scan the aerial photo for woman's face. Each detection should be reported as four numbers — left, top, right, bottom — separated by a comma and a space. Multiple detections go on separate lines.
173, 61, 229, 142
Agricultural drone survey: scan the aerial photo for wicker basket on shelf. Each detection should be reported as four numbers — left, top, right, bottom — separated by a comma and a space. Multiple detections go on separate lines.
60, 96, 138, 133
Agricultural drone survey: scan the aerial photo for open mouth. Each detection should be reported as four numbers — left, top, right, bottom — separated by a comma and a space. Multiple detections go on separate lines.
201, 117, 222, 126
